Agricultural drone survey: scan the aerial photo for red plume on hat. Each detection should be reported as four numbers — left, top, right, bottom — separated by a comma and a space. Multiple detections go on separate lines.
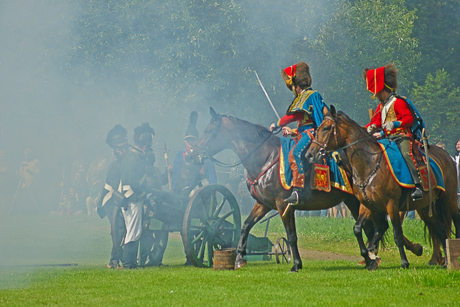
281, 62, 311, 92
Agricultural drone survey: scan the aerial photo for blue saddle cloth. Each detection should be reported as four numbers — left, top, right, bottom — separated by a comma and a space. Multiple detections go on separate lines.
378, 139, 445, 190
279, 137, 353, 193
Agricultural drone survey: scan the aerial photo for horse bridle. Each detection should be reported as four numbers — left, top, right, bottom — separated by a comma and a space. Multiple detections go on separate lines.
197, 115, 281, 168
311, 115, 373, 156
311, 115, 338, 157
311, 114, 385, 212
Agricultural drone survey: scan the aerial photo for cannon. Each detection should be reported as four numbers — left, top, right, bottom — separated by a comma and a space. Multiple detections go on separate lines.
139, 184, 290, 268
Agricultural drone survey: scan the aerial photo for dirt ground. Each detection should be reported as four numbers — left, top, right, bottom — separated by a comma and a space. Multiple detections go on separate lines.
298, 247, 361, 262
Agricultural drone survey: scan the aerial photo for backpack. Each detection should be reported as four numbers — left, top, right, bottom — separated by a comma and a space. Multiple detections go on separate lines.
396, 95, 425, 140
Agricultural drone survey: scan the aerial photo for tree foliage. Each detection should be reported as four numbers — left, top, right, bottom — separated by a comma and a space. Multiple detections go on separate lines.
411, 69, 460, 149
306, 0, 420, 123
62, 0, 459, 150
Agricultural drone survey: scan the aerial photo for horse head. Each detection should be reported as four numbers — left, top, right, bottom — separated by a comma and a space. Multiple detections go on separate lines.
306, 105, 345, 164
194, 107, 231, 158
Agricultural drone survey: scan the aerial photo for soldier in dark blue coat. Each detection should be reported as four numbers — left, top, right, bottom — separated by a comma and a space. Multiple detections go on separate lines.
119, 123, 155, 269
97, 124, 129, 269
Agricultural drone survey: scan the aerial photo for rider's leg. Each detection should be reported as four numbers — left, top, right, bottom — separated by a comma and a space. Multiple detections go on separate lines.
284, 135, 311, 204
397, 137, 423, 200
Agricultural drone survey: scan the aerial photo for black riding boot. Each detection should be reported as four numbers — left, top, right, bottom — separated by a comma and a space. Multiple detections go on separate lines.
283, 187, 302, 205
411, 184, 423, 201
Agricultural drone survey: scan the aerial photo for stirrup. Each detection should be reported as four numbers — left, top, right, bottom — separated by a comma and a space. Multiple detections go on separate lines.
283, 190, 299, 205
411, 187, 423, 201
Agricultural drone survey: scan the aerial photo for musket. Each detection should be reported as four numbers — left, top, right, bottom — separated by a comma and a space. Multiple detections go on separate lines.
254, 71, 281, 120
422, 128, 433, 217
164, 142, 173, 191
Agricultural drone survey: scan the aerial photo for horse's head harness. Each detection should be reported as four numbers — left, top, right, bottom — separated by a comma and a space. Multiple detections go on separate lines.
311, 115, 337, 157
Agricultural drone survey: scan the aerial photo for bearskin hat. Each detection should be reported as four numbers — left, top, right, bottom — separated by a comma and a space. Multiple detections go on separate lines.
133, 122, 155, 147
184, 111, 199, 140
106, 124, 128, 149
281, 62, 312, 92
363, 63, 398, 96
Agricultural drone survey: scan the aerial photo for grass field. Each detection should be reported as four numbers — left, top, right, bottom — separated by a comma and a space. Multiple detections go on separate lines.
1, 214, 459, 306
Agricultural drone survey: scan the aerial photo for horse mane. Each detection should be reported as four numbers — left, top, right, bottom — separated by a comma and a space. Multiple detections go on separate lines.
336, 111, 379, 145
222, 114, 280, 146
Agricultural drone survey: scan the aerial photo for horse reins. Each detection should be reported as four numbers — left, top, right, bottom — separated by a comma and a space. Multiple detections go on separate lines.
312, 114, 385, 212
246, 157, 279, 200
202, 118, 281, 168
198, 117, 283, 201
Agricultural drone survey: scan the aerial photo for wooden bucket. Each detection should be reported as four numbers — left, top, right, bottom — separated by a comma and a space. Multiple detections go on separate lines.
213, 248, 236, 271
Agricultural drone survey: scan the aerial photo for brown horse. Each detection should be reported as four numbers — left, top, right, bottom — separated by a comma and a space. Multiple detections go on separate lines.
195, 107, 420, 272
306, 106, 460, 269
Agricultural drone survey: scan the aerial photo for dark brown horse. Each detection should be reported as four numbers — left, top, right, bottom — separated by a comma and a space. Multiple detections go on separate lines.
306, 106, 460, 269
195, 107, 421, 272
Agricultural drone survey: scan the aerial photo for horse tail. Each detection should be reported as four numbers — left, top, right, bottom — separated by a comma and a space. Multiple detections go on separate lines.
434, 197, 454, 238
419, 197, 453, 249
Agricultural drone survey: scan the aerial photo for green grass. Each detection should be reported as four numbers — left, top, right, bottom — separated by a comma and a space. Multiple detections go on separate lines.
1, 214, 459, 306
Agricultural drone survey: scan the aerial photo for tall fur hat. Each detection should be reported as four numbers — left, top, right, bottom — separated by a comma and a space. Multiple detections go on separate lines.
184, 111, 199, 140
106, 124, 128, 149
133, 122, 155, 147
281, 62, 312, 92
363, 63, 398, 97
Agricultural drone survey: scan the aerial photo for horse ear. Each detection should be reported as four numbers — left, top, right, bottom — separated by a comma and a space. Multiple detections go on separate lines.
210, 107, 217, 119
330, 105, 336, 118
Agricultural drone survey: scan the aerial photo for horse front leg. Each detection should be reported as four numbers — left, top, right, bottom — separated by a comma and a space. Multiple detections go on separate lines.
366, 211, 388, 259
277, 201, 302, 272
388, 204, 409, 269
235, 202, 271, 270
354, 211, 378, 271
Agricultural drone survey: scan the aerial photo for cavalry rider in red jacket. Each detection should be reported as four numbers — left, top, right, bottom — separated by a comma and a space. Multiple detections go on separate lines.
364, 63, 423, 200
270, 62, 328, 205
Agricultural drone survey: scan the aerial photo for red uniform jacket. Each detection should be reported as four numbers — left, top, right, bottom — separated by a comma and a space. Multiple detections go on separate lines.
366, 97, 414, 136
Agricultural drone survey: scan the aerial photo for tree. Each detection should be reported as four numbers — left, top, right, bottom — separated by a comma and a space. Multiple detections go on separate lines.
305, 0, 420, 123
407, 0, 460, 87
411, 69, 460, 153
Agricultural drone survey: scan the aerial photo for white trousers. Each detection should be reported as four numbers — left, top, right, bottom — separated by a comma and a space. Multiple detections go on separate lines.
122, 201, 143, 244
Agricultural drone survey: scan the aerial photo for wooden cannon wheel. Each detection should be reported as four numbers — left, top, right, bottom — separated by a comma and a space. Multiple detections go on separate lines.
275, 237, 291, 264
182, 184, 241, 268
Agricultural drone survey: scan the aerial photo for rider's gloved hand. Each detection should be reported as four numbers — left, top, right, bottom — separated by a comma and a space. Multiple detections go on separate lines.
382, 121, 401, 131
367, 124, 377, 134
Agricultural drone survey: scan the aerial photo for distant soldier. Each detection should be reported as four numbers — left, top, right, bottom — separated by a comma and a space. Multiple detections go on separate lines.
119, 123, 155, 269
97, 124, 129, 269
19, 148, 39, 190
138, 147, 171, 267
172, 111, 217, 197
10, 148, 40, 214
171, 111, 217, 265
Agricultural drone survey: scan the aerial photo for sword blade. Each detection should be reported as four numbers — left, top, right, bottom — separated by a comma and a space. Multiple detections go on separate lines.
254, 71, 281, 120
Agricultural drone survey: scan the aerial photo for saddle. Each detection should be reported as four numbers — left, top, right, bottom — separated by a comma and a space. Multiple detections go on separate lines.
410, 139, 436, 191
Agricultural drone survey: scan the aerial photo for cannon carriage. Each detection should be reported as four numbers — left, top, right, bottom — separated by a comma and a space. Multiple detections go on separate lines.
140, 184, 290, 268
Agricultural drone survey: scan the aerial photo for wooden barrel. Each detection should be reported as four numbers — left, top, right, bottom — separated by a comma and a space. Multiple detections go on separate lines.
213, 248, 236, 271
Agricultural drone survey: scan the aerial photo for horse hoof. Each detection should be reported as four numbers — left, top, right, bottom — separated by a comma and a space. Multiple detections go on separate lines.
289, 267, 299, 273
234, 259, 247, 270
366, 260, 379, 271
375, 257, 382, 267
357, 259, 366, 266
413, 244, 423, 257
401, 261, 410, 269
